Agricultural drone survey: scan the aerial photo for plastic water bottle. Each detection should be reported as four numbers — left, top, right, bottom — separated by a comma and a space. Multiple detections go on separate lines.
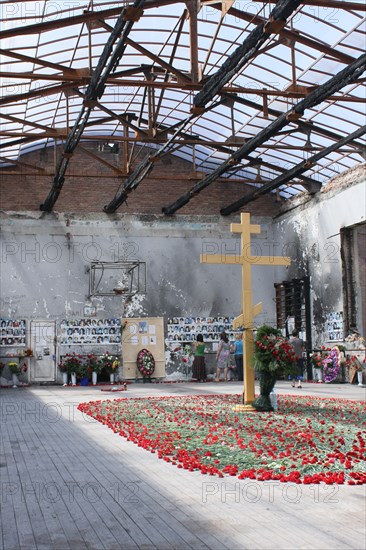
270, 390, 278, 412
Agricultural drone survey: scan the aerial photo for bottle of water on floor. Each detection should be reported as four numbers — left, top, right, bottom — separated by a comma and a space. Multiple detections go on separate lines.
270, 390, 278, 411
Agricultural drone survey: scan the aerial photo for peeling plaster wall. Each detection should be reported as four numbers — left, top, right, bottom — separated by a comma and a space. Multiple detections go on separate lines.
273, 167, 366, 347
1, 212, 289, 375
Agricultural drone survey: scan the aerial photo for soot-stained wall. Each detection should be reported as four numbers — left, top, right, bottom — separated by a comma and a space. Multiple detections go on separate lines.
1, 213, 286, 323
273, 165, 366, 347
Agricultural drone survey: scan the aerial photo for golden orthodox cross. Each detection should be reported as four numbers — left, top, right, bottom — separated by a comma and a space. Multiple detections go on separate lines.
200, 212, 291, 410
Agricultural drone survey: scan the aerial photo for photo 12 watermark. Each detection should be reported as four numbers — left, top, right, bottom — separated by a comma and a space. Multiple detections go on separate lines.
202, 481, 339, 504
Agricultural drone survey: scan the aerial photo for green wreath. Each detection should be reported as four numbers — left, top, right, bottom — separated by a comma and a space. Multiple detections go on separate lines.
137, 349, 155, 377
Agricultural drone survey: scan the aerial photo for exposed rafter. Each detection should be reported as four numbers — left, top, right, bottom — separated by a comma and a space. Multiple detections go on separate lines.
162, 54, 366, 215
221, 125, 366, 215
103, 0, 303, 213
40, 0, 146, 212
193, 0, 302, 111
1, 0, 365, 213
206, 1, 356, 64
220, 92, 366, 153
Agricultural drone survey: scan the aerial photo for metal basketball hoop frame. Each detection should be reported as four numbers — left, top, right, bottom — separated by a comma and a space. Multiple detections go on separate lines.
87, 260, 146, 298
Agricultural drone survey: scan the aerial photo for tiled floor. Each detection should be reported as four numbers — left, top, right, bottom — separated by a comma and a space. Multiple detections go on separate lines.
0, 381, 365, 550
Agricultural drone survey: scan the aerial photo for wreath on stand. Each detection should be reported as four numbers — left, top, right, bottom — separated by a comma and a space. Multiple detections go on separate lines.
137, 349, 155, 379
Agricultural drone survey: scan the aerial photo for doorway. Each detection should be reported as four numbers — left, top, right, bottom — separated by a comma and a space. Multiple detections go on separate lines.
30, 321, 56, 382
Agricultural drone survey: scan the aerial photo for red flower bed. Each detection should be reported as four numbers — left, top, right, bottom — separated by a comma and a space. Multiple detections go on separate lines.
77, 394, 366, 485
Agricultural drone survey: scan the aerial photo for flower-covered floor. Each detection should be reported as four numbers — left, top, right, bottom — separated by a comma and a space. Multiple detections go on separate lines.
78, 393, 366, 485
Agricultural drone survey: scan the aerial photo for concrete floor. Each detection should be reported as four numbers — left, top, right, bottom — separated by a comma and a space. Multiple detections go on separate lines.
0, 380, 365, 550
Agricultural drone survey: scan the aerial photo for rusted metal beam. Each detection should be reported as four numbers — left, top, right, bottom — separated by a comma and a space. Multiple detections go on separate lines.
0, 113, 58, 134
0, 0, 176, 40
40, 0, 146, 212
162, 53, 366, 214
0, 82, 82, 107
218, 2, 356, 64
3, 70, 364, 104
77, 144, 123, 175
1, 129, 362, 155
0, 155, 46, 173
71, 88, 150, 137
185, 0, 200, 83
103, 0, 303, 212
0, 48, 79, 74
0, 0, 358, 67
220, 125, 366, 214
153, 10, 188, 125
221, 91, 366, 152
125, 37, 192, 83
193, 0, 302, 111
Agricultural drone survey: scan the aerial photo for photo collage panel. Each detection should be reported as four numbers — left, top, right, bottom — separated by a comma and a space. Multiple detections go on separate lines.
60, 318, 122, 345
325, 312, 344, 342
0, 319, 27, 347
167, 316, 239, 344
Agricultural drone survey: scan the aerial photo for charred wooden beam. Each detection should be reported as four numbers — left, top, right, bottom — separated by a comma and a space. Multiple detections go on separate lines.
103, 0, 302, 212
209, 2, 355, 64
220, 125, 366, 215
221, 92, 366, 152
162, 53, 366, 215
40, 0, 145, 212
192, 0, 302, 111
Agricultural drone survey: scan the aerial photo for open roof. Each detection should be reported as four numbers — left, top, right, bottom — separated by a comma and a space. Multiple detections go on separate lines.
1, 0, 365, 214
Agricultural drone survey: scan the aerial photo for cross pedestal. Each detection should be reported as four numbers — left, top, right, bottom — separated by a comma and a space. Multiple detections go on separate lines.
200, 213, 291, 410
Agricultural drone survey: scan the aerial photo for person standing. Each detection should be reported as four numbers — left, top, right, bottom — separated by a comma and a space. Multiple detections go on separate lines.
215, 331, 230, 381
192, 333, 206, 382
289, 329, 305, 388
232, 333, 244, 381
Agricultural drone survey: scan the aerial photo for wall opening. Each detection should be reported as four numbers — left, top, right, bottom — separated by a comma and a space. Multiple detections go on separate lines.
274, 277, 312, 379
341, 222, 366, 338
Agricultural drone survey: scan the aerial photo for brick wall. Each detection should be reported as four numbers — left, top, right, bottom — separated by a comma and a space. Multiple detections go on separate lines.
0, 143, 280, 217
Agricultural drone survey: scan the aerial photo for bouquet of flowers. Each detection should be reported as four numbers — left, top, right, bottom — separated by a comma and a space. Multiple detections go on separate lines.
8, 361, 28, 376
86, 353, 102, 374
322, 347, 340, 383
252, 325, 296, 412
253, 325, 297, 375
99, 353, 120, 374
310, 352, 323, 370
58, 353, 83, 375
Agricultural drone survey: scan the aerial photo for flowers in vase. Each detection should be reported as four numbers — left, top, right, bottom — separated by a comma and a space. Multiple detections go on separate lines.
58, 353, 83, 375
8, 361, 27, 375
99, 353, 120, 374
86, 353, 102, 374
310, 352, 323, 370
253, 325, 296, 375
